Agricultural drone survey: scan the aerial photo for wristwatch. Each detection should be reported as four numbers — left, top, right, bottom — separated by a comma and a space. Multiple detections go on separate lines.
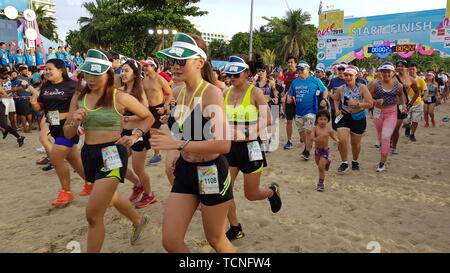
177, 140, 190, 151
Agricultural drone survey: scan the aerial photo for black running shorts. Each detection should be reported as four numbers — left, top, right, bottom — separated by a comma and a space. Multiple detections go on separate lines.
81, 141, 128, 183
172, 155, 233, 206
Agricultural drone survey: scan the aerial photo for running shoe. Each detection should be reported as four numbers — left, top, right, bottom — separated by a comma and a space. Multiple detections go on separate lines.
130, 215, 150, 245
405, 127, 411, 137
374, 141, 380, 148
79, 182, 93, 196
2, 130, 8, 139
52, 190, 74, 206
42, 164, 54, 171
301, 150, 310, 161
135, 192, 157, 209
376, 163, 386, 172
337, 163, 349, 173
409, 135, 417, 142
148, 155, 162, 164
352, 161, 360, 171
424, 123, 429, 128
36, 146, 46, 153
268, 183, 282, 213
226, 224, 245, 241
317, 183, 325, 192
432, 121, 436, 127
390, 149, 399, 155
17, 136, 25, 147
283, 141, 293, 150
36, 157, 50, 165
129, 185, 144, 202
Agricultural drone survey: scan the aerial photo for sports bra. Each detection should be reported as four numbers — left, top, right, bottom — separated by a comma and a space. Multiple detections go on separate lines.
224, 85, 259, 126
373, 80, 399, 107
170, 81, 212, 141
79, 89, 122, 131
341, 84, 364, 110
427, 83, 437, 96
256, 82, 272, 96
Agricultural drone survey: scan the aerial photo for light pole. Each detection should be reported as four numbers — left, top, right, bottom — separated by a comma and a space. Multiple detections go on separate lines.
249, 0, 254, 61
149, 28, 177, 51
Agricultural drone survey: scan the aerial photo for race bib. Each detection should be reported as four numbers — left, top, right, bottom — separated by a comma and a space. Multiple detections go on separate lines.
197, 165, 220, 195
373, 108, 382, 119
427, 97, 433, 103
247, 141, 263, 162
48, 110, 60, 125
101, 145, 123, 171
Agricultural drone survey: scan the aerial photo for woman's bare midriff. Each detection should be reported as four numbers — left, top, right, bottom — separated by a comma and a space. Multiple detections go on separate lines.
84, 131, 122, 145
181, 151, 220, 163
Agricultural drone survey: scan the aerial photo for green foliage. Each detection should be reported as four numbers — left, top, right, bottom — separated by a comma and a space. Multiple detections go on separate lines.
229, 32, 263, 56
66, 0, 205, 60
33, 3, 59, 42
208, 40, 232, 61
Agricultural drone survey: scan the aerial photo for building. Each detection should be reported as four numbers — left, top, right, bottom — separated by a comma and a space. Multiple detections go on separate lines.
200, 30, 229, 45
31, 0, 57, 18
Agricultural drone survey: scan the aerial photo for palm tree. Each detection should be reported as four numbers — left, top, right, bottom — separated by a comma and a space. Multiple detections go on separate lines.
32, 3, 59, 42
267, 9, 316, 61
261, 49, 276, 72
77, 0, 120, 50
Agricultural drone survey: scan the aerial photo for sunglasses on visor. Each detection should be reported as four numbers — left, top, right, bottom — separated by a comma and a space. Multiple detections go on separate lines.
227, 73, 241, 79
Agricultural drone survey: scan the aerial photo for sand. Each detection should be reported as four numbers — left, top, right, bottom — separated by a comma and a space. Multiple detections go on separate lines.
1, 102, 449, 253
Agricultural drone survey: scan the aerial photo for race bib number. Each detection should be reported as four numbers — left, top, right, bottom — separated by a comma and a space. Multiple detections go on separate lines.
373, 108, 382, 119
101, 145, 123, 171
197, 165, 220, 195
48, 110, 60, 125
247, 141, 263, 162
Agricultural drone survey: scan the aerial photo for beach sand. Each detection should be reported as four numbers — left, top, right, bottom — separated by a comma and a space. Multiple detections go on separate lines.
1, 103, 449, 253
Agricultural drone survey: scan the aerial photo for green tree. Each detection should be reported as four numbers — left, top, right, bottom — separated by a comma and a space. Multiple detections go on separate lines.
262, 9, 317, 66
229, 32, 263, 56
261, 49, 276, 71
208, 40, 232, 61
67, 0, 206, 60
32, 3, 59, 42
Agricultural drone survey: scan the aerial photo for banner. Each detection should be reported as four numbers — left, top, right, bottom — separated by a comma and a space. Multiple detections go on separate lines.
0, 0, 28, 12
318, 10, 344, 37
317, 8, 450, 69
447, 0, 450, 19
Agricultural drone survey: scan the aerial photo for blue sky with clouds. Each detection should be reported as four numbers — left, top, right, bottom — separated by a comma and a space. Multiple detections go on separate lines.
55, 0, 447, 41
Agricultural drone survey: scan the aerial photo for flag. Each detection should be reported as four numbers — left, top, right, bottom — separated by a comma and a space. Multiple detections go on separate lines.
318, 0, 323, 15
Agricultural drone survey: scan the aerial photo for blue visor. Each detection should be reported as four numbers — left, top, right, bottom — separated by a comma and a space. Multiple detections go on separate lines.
296, 62, 310, 69
224, 56, 249, 74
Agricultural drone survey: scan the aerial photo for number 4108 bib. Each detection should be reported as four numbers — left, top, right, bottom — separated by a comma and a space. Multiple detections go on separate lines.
197, 165, 220, 195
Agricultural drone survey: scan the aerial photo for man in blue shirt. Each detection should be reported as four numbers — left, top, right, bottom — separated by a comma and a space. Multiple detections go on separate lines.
287, 61, 328, 160
14, 49, 26, 65
0, 42, 11, 67
25, 49, 36, 68
56, 46, 66, 61
35, 44, 46, 66
47, 47, 57, 60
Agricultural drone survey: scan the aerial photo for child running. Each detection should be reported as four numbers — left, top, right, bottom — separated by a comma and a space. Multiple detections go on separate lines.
311, 109, 339, 192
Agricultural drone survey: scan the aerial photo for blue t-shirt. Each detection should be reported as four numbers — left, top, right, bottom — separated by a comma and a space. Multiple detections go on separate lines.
56, 52, 66, 61
0, 49, 10, 66
47, 52, 57, 60
73, 57, 84, 66
13, 76, 32, 101
288, 76, 327, 116
25, 53, 35, 66
36, 51, 45, 66
14, 54, 26, 64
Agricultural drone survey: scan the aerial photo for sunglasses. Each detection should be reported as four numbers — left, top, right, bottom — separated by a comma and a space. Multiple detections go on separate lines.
85, 73, 103, 80
338, 67, 346, 71
168, 58, 187, 67
227, 73, 241, 79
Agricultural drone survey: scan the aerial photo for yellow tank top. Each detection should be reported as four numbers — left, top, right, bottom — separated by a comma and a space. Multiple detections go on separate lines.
224, 85, 259, 125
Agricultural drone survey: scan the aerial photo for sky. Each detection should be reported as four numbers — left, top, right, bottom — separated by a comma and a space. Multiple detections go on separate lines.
54, 0, 448, 42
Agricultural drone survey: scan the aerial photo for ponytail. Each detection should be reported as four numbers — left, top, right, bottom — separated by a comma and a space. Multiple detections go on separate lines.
202, 60, 217, 84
